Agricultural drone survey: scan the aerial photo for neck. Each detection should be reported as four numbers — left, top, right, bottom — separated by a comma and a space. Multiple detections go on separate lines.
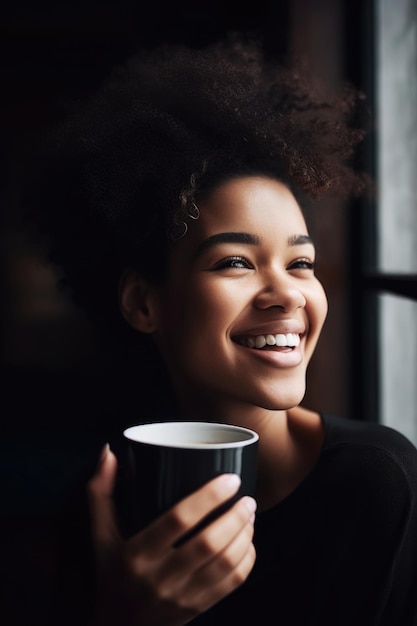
175, 392, 324, 512
254, 406, 324, 510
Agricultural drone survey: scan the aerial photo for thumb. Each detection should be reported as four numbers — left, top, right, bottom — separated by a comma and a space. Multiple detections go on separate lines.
87, 444, 121, 547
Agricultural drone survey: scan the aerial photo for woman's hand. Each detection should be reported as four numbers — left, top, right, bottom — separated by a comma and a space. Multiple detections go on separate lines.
87, 445, 257, 626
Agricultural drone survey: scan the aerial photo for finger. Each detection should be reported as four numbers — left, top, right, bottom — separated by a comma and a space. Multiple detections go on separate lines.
87, 445, 121, 547
129, 473, 242, 555
156, 495, 256, 588
189, 539, 256, 614
159, 507, 256, 616
179, 495, 256, 568
188, 511, 255, 587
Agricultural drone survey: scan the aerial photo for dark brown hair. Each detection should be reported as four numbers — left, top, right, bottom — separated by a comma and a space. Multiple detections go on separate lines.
23, 34, 368, 351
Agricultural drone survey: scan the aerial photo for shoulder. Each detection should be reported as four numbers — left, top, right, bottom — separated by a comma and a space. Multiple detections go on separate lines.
319, 413, 417, 511
322, 412, 417, 462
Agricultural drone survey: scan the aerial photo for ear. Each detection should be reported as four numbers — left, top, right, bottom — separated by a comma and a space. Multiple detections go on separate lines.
118, 269, 160, 334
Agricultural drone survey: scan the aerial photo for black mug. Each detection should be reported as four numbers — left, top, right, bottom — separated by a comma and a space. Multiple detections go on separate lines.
123, 421, 259, 540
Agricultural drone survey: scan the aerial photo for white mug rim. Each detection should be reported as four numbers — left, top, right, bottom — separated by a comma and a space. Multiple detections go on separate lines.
123, 421, 259, 449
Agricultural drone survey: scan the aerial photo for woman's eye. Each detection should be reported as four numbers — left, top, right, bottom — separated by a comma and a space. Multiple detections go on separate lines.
289, 258, 315, 271
212, 256, 252, 270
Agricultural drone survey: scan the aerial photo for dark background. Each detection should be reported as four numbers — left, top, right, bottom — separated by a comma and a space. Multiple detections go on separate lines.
1, 0, 371, 438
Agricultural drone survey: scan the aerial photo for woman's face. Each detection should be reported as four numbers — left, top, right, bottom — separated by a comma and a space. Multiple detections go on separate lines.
149, 176, 328, 418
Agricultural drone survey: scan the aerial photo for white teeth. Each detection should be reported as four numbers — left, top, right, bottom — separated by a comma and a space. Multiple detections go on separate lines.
287, 334, 299, 347
275, 333, 287, 346
242, 333, 300, 349
255, 335, 267, 348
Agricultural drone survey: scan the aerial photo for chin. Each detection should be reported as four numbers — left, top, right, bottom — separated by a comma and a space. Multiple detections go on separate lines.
259, 382, 307, 411
261, 397, 305, 411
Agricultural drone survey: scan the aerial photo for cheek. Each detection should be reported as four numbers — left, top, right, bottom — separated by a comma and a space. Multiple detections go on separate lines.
307, 284, 328, 338
156, 281, 221, 347
153, 284, 190, 346
186, 279, 237, 318
156, 298, 182, 335
301, 281, 328, 353
317, 285, 329, 328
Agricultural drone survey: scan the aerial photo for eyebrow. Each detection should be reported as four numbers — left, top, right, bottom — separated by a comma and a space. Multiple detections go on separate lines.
287, 234, 314, 246
194, 231, 314, 258
195, 232, 259, 258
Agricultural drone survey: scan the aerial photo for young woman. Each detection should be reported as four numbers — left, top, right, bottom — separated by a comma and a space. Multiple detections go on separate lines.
23, 36, 417, 625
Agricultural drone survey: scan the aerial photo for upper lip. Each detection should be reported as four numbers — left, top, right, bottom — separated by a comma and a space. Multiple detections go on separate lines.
232, 321, 306, 338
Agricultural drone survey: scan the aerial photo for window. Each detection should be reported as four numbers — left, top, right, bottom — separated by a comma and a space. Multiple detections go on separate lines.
348, 0, 417, 442
373, 0, 417, 444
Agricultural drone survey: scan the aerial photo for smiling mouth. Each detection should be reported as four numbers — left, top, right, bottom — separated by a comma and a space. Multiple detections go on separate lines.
235, 333, 301, 350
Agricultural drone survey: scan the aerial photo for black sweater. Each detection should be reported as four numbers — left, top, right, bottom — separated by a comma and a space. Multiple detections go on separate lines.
193, 414, 417, 625
2, 414, 417, 625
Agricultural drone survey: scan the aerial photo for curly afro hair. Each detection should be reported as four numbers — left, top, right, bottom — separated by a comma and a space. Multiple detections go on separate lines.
23, 33, 369, 341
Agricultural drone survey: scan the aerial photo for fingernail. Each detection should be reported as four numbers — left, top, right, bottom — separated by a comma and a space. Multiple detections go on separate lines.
243, 496, 257, 513
219, 473, 241, 489
99, 442, 110, 464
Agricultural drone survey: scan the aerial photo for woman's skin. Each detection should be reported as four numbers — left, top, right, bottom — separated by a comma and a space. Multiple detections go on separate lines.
87, 176, 329, 625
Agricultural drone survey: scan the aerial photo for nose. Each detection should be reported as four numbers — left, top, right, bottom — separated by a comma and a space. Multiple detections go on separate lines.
253, 270, 306, 312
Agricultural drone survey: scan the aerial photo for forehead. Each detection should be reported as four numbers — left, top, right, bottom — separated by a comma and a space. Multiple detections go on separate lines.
185, 176, 307, 240
167, 176, 310, 272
